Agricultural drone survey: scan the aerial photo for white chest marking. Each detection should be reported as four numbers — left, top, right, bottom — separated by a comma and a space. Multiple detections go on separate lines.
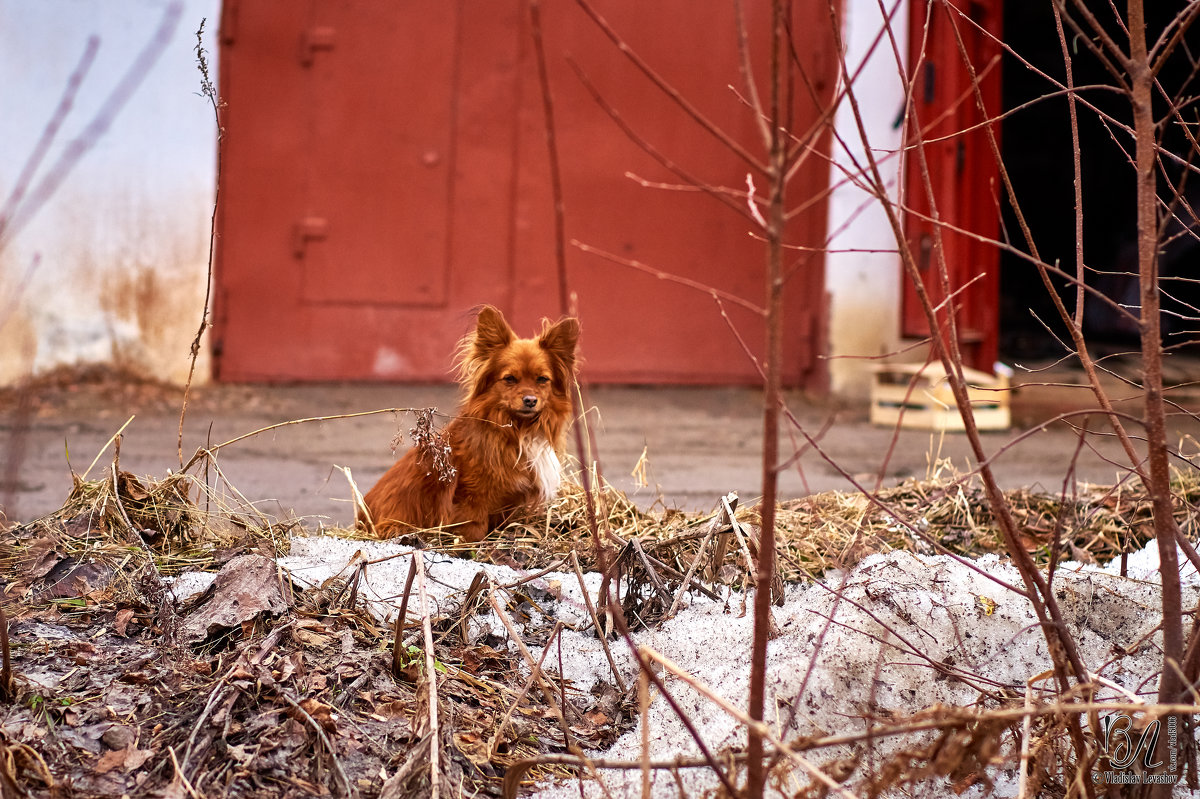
524, 437, 562, 501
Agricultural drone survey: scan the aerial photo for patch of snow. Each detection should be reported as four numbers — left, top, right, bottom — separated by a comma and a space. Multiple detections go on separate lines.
262, 532, 1197, 796
165, 571, 217, 603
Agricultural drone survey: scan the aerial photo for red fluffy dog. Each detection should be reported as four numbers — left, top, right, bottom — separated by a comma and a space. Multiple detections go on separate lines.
361, 306, 580, 542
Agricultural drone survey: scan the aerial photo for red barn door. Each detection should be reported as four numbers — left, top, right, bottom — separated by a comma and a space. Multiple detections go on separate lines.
214, 0, 834, 385
214, 0, 516, 381
902, 0, 1003, 370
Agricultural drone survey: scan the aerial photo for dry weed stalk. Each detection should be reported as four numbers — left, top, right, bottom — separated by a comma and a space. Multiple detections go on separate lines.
488, 584, 577, 751
391, 556, 418, 680
640, 645, 859, 798
178, 17, 223, 467
554, 0, 836, 790
5, 1, 1197, 795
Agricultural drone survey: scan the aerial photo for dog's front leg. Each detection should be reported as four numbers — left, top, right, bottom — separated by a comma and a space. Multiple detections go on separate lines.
450, 506, 490, 543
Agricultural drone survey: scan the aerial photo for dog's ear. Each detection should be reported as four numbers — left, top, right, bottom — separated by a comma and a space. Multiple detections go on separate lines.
473, 305, 514, 354
539, 317, 580, 369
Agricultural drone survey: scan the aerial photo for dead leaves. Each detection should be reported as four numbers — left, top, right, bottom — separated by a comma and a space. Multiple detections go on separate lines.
94, 742, 153, 775
288, 696, 338, 734
0, 734, 53, 797
0, 541, 630, 799
179, 554, 288, 643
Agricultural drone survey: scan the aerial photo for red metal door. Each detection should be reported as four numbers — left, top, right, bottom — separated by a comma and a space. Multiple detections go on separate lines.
296, 7, 455, 309
902, 0, 1003, 370
214, 1, 834, 385
215, 0, 519, 381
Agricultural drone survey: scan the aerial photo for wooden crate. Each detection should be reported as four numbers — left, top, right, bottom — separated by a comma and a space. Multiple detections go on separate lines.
870, 363, 1011, 431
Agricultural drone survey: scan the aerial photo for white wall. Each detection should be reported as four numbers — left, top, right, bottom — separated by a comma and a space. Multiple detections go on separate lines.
0, 0, 220, 385
824, 0, 908, 398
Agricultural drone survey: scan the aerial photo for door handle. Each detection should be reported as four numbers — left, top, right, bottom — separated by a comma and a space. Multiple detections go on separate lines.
293, 217, 328, 258
299, 26, 336, 67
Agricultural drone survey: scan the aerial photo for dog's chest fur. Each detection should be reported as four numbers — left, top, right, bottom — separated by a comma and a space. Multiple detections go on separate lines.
522, 435, 562, 501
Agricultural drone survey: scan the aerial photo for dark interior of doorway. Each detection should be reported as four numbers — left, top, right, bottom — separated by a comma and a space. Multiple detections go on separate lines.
999, 4, 1200, 362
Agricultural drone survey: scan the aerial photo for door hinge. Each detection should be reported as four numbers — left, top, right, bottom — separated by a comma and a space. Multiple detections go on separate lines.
299, 26, 336, 66
293, 217, 328, 257
918, 233, 933, 271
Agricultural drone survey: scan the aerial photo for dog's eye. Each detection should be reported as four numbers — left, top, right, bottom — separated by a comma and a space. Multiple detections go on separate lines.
536, 376, 550, 385
503, 375, 518, 385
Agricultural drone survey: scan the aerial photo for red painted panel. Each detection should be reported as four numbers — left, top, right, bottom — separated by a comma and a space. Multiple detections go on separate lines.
299, 5, 456, 307
509, 0, 835, 386
214, 0, 835, 386
216, 0, 516, 381
902, 0, 1002, 370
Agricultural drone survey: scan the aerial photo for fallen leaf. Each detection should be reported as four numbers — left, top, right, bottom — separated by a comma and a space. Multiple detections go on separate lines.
373, 700, 409, 719
101, 724, 136, 750
125, 746, 153, 770
294, 697, 337, 733
179, 554, 288, 642
95, 748, 126, 774
294, 629, 334, 647
35, 560, 114, 602
94, 745, 152, 774
275, 651, 302, 683
114, 608, 136, 637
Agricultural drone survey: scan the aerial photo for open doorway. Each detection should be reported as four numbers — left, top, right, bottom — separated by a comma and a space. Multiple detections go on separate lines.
998, 4, 1200, 362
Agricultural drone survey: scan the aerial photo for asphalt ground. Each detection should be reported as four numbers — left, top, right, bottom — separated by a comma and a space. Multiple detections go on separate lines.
4, 362, 1199, 528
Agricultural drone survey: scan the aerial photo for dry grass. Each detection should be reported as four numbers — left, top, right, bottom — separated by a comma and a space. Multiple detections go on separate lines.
0, 466, 293, 619
440, 467, 1196, 587
1, 459, 1196, 796
5, 458, 1189, 623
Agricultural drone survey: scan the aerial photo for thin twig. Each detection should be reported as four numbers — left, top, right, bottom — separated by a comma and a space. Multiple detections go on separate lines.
167, 747, 203, 799
629, 538, 672, 607
81, 416, 136, 481
640, 645, 860, 799
665, 494, 735, 619
179, 17, 224, 467
0, 3, 182, 251
571, 0, 766, 172
391, 556, 418, 679
488, 585, 576, 752
487, 621, 565, 759
180, 408, 430, 474
572, 241, 764, 316
0, 606, 11, 703
179, 624, 288, 774
570, 551, 628, 694
414, 551, 441, 798
0, 41, 97, 240
728, 500, 759, 589
528, 0, 571, 316
639, 667, 651, 799
747, 2, 789, 790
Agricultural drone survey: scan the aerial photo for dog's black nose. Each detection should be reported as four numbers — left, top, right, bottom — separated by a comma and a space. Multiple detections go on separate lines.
523, 395, 538, 409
